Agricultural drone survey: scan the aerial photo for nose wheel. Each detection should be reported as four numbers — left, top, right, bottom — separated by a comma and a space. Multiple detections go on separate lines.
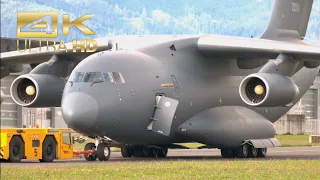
84, 137, 111, 161
97, 142, 111, 161
84, 143, 97, 161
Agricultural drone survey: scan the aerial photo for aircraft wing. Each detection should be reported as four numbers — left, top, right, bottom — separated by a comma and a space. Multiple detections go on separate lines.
2, 35, 320, 66
0, 38, 113, 65
197, 35, 320, 61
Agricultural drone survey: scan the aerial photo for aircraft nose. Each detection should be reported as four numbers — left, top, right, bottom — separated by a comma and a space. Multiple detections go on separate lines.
61, 92, 98, 131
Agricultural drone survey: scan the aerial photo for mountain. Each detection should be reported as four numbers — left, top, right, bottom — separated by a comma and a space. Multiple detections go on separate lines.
1, 0, 319, 44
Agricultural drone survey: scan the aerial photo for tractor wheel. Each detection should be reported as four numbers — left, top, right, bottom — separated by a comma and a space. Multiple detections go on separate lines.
9, 136, 24, 162
40, 136, 56, 162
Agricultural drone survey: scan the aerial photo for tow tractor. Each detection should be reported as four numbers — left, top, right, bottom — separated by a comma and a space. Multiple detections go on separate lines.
0, 128, 112, 162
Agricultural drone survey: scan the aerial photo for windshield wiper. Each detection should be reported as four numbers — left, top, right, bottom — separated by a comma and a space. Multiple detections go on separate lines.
90, 80, 104, 86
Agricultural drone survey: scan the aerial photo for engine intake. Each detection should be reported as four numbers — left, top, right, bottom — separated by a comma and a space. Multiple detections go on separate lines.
11, 74, 65, 107
239, 73, 299, 107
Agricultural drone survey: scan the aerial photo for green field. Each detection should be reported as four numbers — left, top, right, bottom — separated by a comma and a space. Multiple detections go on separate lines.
1, 160, 319, 179
73, 135, 320, 151
275, 135, 320, 147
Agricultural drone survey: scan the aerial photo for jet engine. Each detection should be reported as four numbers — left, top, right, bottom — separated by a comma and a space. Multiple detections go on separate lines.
10, 74, 65, 107
239, 73, 299, 107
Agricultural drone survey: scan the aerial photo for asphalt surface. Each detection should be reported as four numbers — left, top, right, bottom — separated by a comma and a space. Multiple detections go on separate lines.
1, 146, 319, 167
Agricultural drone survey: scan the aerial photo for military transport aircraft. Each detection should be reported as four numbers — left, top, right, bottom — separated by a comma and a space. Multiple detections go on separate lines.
1, 0, 320, 161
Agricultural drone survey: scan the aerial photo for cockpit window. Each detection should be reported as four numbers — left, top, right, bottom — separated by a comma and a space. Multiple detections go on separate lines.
112, 72, 126, 83
103, 72, 115, 83
83, 72, 104, 82
69, 71, 125, 84
71, 72, 85, 82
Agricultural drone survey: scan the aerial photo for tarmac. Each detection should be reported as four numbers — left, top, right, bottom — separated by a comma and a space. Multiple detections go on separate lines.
1, 146, 319, 167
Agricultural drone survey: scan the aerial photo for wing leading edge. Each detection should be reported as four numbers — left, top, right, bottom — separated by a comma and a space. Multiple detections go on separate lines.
197, 35, 320, 61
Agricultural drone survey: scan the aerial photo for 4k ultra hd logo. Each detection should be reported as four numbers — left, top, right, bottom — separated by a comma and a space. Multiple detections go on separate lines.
17, 12, 97, 53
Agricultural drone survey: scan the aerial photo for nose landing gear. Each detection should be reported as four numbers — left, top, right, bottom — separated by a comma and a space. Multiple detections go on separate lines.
84, 143, 97, 161
97, 142, 111, 161
84, 136, 111, 161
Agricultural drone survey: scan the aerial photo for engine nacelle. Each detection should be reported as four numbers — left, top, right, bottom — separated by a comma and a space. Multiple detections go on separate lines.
10, 74, 65, 107
1, 90, 4, 104
239, 73, 299, 107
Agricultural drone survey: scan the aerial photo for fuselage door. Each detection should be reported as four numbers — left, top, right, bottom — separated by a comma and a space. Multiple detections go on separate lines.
147, 96, 179, 136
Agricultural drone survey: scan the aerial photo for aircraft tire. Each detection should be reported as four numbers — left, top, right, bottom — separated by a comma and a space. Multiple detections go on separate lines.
8, 136, 24, 162
121, 146, 133, 157
97, 143, 111, 161
247, 145, 258, 158
132, 147, 144, 157
142, 147, 154, 157
84, 143, 97, 161
236, 144, 249, 158
257, 148, 267, 158
220, 148, 235, 158
40, 136, 56, 162
151, 148, 159, 157
157, 148, 168, 158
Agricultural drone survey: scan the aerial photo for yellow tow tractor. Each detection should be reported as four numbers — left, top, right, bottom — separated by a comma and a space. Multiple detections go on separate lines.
0, 128, 93, 162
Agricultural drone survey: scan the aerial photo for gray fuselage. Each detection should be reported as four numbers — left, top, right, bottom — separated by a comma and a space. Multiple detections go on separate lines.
61, 36, 319, 145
